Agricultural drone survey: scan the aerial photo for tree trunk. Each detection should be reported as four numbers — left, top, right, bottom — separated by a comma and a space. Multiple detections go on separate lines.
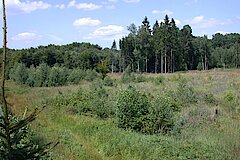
164, 47, 167, 73
204, 53, 207, 70
155, 52, 158, 73
170, 49, 173, 73
160, 52, 163, 73
172, 49, 175, 73
1, 0, 12, 159
145, 57, 147, 73
137, 60, 140, 72
111, 61, 114, 74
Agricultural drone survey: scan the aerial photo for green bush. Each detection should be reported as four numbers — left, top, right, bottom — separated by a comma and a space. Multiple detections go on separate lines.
147, 94, 180, 134
121, 65, 135, 83
67, 69, 86, 84
103, 76, 115, 87
176, 77, 197, 104
154, 75, 165, 85
116, 87, 150, 132
223, 92, 240, 114
9, 63, 28, 84
48, 83, 114, 119
48, 66, 69, 86
84, 69, 98, 81
135, 74, 147, 83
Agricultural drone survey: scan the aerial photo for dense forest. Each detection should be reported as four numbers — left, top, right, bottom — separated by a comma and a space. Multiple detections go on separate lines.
3, 15, 240, 86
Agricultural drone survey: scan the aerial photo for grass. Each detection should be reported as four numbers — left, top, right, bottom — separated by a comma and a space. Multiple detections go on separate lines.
5, 69, 240, 160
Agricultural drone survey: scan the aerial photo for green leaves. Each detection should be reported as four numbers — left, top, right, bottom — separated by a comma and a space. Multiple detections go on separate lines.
116, 87, 180, 134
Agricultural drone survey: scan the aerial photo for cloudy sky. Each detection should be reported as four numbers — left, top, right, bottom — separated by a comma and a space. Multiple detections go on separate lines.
2, 0, 240, 49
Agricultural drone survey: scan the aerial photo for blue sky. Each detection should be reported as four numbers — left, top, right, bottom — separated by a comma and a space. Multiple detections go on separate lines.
2, 0, 240, 49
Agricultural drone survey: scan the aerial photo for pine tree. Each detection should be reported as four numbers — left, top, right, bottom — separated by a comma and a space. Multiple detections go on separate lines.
0, 1, 57, 159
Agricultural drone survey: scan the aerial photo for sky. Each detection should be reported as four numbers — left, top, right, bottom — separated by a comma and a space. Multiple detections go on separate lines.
1, 0, 240, 49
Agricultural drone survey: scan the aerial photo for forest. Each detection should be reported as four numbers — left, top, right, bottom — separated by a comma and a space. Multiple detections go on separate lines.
3, 15, 240, 86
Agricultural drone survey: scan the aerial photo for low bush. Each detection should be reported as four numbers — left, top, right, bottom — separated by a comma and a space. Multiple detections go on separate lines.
116, 87, 181, 134
176, 76, 197, 104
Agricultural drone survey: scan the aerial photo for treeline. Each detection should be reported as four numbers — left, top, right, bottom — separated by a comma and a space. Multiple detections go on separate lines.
2, 15, 240, 85
120, 15, 240, 73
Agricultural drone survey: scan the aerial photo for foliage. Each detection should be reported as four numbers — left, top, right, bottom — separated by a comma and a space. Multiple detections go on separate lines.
67, 68, 86, 84
146, 94, 180, 134
48, 83, 114, 119
154, 75, 165, 85
223, 92, 240, 114
121, 65, 135, 83
0, 114, 51, 160
103, 76, 115, 87
97, 59, 110, 80
116, 87, 150, 132
176, 76, 197, 104
9, 63, 28, 84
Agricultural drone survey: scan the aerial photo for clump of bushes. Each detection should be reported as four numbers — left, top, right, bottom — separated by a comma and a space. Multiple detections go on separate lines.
116, 87, 181, 134
48, 82, 115, 119
9, 63, 98, 87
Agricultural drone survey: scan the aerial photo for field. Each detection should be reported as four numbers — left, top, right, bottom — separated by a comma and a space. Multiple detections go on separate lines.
5, 69, 240, 160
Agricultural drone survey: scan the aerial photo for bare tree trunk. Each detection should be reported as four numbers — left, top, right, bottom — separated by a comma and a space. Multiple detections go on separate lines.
111, 61, 114, 74
137, 60, 140, 72
145, 57, 147, 73
204, 53, 207, 70
202, 57, 204, 70
155, 52, 158, 73
164, 47, 167, 73
1, 0, 12, 159
172, 49, 175, 73
170, 49, 173, 73
160, 52, 163, 73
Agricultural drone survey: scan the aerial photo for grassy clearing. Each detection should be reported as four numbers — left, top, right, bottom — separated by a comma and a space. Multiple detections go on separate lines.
5, 69, 240, 160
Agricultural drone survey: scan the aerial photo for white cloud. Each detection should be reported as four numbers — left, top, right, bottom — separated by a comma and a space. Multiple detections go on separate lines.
160, 9, 173, 16
12, 32, 42, 42
86, 25, 126, 40
68, 0, 102, 10
186, 16, 225, 28
73, 18, 101, 27
123, 0, 140, 3
106, 5, 116, 9
175, 19, 181, 26
152, 10, 160, 14
6, 0, 51, 13
55, 4, 65, 9
152, 9, 173, 15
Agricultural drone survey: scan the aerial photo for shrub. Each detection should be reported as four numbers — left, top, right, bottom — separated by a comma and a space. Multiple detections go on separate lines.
48, 66, 69, 86
67, 69, 86, 84
116, 87, 150, 132
9, 63, 28, 84
103, 76, 115, 87
223, 92, 240, 114
135, 74, 147, 83
84, 69, 98, 81
176, 77, 197, 104
121, 65, 135, 83
154, 75, 165, 85
147, 94, 180, 134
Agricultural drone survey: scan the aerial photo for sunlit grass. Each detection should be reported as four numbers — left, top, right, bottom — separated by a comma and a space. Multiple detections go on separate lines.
5, 69, 240, 160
